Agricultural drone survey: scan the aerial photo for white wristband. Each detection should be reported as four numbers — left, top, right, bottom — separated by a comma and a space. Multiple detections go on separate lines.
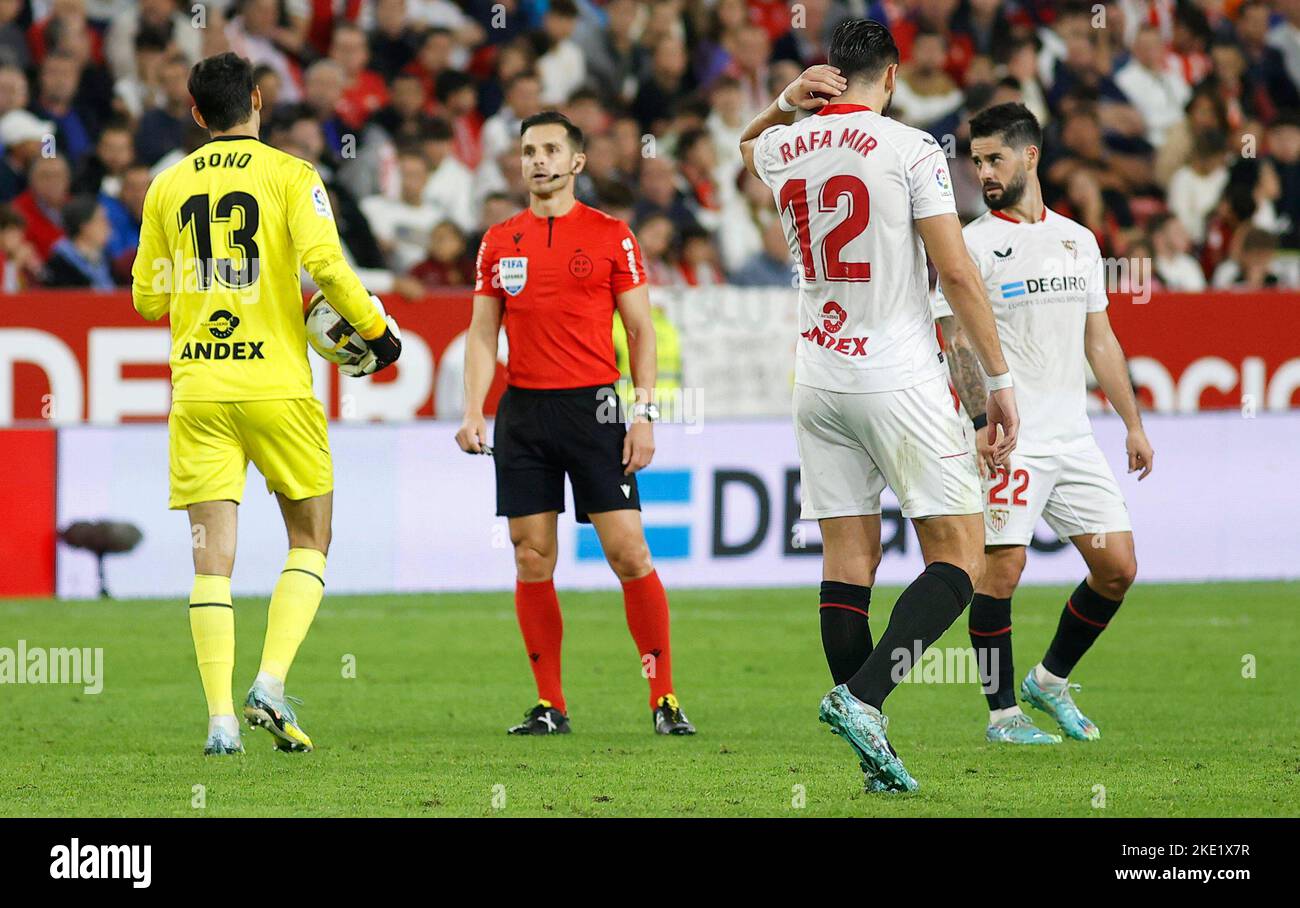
986, 371, 1014, 391
777, 93, 798, 113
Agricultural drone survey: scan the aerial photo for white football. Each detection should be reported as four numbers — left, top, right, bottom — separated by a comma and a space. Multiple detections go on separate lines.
305, 291, 371, 365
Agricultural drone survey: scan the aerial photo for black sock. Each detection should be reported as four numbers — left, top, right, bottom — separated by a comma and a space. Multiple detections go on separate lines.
819, 581, 873, 685
1042, 579, 1123, 678
968, 594, 1015, 710
846, 562, 973, 710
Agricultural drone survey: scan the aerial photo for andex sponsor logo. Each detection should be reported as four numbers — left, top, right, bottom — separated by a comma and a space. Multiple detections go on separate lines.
49, 839, 151, 888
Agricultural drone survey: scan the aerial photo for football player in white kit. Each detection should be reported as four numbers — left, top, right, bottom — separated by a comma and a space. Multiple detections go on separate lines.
933, 103, 1155, 745
740, 19, 1021, 793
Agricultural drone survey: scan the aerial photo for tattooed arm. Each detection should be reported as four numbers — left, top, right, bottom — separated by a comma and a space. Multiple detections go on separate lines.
938, 315, 997, 475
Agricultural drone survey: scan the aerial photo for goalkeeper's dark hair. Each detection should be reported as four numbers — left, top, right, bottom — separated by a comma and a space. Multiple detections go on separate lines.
970, 102, 1042, 151
520, 110, 585, 152
188, 52, 256, 133
828, 19, 898, 84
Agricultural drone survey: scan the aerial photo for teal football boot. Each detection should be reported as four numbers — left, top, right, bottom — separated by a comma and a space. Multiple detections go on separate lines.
203, 725, 244, 756
244, 686, 314, 752
985, 711, 1062, 744
1020, 671, 1100, 741
818, 684, 918, 793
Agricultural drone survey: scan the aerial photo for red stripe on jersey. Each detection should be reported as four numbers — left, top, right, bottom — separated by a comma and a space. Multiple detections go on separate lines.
815, 103, 873, 116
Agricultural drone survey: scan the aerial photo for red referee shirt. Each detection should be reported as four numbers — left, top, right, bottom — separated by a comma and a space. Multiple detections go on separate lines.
475, 201, 646, 390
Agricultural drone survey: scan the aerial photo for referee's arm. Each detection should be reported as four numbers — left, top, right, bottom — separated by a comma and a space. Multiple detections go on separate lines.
615, 283, 656, 473
455, 294, 503, 454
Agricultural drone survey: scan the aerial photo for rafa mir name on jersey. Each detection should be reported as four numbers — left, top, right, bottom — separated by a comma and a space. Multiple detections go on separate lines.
192, 150, 254, 172
179, 309, 265, 361
779, 127, 879, 164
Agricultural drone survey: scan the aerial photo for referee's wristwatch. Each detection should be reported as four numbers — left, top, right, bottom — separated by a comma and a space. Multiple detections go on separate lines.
632, 402, 660, 423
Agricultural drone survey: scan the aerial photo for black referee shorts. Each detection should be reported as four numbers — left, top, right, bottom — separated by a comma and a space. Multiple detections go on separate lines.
493, 384, 641, 524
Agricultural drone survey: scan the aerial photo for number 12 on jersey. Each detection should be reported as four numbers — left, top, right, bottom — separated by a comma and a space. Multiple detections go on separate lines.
778, 175, 871, 282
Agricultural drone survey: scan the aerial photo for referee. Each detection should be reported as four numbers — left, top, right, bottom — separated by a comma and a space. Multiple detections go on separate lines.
456, 111, 696, 736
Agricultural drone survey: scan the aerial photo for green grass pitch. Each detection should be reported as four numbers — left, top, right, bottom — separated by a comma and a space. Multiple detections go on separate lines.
1, 582, 1296, 817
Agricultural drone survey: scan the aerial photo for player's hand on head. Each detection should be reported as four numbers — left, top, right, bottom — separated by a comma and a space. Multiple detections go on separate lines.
622, 422, 654, 474
783, 65, 848, 111
1126, 427, 1154, 480
985, 388, 1019, 466
455, 413, 489, 454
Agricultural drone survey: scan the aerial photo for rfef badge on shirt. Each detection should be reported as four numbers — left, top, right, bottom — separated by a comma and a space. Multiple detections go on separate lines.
499, 256, 528, 296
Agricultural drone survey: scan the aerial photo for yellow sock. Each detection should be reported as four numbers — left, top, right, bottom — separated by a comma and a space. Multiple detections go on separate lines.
189, 574, 234, 717
259, 548, 326, 682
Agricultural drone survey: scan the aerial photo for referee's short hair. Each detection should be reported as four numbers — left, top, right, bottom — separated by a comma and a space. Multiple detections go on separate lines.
970, 102, 1042, 151
189, 52, 256, 132
520, 110, 585, 152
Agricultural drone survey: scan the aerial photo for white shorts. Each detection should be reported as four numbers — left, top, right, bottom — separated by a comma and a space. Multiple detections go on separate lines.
983, 442, 1132, 546
793, 376, 982, 520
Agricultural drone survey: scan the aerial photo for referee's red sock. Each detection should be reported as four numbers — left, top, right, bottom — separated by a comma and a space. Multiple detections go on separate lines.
515, 579, 566, 715
622, 569, 674, 708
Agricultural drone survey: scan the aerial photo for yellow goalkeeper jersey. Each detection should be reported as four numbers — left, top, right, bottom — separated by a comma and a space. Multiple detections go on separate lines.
131, 135, 384, 402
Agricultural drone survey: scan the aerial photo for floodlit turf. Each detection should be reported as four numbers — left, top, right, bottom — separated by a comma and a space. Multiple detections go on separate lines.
1, 582, 1297, 817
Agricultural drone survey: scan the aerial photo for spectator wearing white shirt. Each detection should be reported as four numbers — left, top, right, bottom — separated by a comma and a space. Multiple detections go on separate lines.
1212, 226, 1283, 290
1115, 25, 1191, 147
360, 146, 440, 272
1167, 128, 1229, 243
1148, 212, 1206, 290
537, 0, 585, 105
420, 117, 477, 234
225, 0, 303, 103
891, 29, 964, 131
104, 0, 202, 81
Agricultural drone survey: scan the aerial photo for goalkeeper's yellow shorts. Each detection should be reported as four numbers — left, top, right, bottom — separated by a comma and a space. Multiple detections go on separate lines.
168, 398, 333, 509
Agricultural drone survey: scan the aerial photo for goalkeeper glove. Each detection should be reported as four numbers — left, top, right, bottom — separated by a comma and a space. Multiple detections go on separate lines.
340, 300, 402, 377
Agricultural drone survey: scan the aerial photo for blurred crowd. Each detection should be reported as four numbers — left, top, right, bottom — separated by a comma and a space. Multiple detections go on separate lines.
0, 0, 1297, 293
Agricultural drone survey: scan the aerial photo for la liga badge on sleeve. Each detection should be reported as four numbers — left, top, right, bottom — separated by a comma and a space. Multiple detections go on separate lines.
499, 256, 528, 296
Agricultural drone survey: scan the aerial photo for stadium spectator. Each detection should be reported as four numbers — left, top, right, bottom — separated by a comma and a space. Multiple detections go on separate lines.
535, 0, 584, 105
434, 69, 483, 169
301, 60, 349, 163
479, 71, 541, 171
731, 218, 793, 288
1168, 127, 1230, 243
1154, 85, 1230, 187
331, 22, 388, 131
676, 225, 724, 286
1264, 111, 1300, 249
135, 53, 192, 166
361, 144, 439, 272
72, 120, 133, 197
419, 117, 476, 234
0, 0, 30, 70
104, 0, 202, 82
0, 62, 27, 120
1238, 0, 1300, 112
104, 161, 148, 282
0, 109, 51, 202
31, 50, 94, 163
578, 0, 644, 104
635, 212, 677, 286
401, 27, 454, 110
1148, 212, 1207, 291
675, 128, 723, 231
632, 34, 692, 134
1212, 225, 1282, 289
13, 153, 70, 260
41, 193, 113, 288
892, 28, 964, 132
223, 0, 303, 103
0, 205, 40, 290
1116, 25, 1192, 147
113, 29, 170, 121
393, 219, 474, 295
369, 0, 424, 82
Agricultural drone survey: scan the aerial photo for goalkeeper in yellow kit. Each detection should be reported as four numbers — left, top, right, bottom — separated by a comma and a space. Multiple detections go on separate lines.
131, 52, 402, 756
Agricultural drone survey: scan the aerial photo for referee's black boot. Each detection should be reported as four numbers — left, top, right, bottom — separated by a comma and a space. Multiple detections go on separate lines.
507, 701, 571, 735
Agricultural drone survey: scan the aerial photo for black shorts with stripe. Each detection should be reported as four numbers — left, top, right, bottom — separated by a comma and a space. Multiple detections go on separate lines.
493, 384, 640, 524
